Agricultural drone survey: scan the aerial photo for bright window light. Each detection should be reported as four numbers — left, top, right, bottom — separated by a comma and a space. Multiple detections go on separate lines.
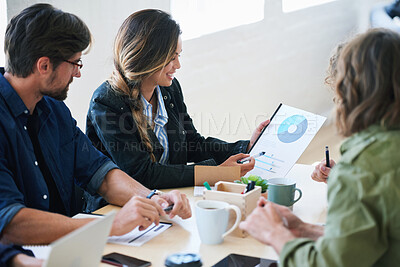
171, 0, 264, 40
0, 0, 6, 66
282, 0, 337, 13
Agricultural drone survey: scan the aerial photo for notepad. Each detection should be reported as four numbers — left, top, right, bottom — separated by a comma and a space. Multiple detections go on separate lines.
74, 213, 172, 247
108, 222, 172, 247
24, 211, 115, 266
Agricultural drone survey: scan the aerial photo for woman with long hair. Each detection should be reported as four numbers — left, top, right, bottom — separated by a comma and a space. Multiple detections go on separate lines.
86, 9, 267, 193
240, 28, 400, 266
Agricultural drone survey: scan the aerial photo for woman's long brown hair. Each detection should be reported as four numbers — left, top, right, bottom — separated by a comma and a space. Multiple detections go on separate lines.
109, 9, 181, 161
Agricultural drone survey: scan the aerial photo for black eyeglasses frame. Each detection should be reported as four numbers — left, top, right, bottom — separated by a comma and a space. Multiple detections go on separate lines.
64, 59, 83, 69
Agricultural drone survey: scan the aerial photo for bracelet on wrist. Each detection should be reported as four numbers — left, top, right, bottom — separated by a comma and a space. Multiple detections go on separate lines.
146, 189, 163, 199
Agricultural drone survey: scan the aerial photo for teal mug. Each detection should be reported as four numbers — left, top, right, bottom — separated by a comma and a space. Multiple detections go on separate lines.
267, 178, 302, 207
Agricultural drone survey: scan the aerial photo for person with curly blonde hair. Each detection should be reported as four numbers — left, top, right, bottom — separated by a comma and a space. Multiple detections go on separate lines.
241, 28, 400, 267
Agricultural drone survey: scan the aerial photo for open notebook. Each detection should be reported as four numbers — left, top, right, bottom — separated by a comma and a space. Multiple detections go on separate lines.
25, 211, 115, 267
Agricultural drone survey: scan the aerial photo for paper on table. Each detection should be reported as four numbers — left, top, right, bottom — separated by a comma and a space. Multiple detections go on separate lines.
22, 245, 50, 260
193, 186, 215, 197
108, 222, 172, 247
73, 213, 172, 247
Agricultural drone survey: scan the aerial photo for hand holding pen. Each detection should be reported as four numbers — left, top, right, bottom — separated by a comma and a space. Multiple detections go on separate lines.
220, 153, 255, 177
325, 146, 330, 168
311, 146, 336, 183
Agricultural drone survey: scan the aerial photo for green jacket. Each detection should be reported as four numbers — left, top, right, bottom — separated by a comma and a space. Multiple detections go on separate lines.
280, 125, 400, 267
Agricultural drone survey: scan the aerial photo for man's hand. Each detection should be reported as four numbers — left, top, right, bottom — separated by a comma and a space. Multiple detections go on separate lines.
220, 153, 255, 177
111, 196, 164, 236
12, 253, 43, 267
155, 190, 192, 219
311, 159, 336, 183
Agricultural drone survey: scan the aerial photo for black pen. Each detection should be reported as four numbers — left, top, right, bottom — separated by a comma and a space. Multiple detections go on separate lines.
325, 146, 330, 168
164, 204, 174, 212
246, 181, 256, 193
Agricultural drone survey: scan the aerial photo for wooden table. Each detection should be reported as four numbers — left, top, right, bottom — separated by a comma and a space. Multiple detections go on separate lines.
98, 164, 327, 266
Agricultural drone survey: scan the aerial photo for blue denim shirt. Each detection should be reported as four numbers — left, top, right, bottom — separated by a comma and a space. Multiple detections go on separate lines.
0, 243, 33, 266
0, 69, 117, 233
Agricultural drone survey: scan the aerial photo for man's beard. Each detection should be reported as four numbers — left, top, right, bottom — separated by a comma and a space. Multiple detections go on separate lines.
46, 86, 69, 101
43, 73, 72, 101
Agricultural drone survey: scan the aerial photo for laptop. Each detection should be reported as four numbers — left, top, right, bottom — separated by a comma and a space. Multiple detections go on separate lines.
39, 211, 115, 267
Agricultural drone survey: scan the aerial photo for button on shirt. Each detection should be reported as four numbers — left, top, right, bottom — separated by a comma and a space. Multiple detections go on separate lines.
27, 108, 65, 214
141, 86, 169, 164
0, 68, 117, 232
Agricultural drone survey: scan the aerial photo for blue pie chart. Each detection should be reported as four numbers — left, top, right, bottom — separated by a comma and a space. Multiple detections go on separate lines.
277, 115, 308, 143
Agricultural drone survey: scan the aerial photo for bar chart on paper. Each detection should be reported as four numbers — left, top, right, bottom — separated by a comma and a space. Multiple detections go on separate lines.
246, 104, 326, 180
252, 153, 285, 174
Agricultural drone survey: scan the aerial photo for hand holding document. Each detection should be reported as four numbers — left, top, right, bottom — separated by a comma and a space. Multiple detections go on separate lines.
246, 103, 326, 180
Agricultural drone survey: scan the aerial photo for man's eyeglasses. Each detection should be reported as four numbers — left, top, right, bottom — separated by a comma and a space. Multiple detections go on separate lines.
64, 59, 83, 70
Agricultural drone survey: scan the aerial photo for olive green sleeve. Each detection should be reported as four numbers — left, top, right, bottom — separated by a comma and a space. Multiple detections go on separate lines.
279, 165, 387, 267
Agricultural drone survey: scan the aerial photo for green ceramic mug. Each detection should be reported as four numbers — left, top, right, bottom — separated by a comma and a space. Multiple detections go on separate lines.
267, 178, 302, 207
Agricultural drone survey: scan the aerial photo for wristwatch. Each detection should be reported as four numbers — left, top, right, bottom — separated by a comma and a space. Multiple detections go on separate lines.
146, 189, 163, 199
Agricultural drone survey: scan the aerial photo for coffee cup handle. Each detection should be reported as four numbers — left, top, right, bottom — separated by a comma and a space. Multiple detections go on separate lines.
222, 205, 242, 238
293, 188, 302, 204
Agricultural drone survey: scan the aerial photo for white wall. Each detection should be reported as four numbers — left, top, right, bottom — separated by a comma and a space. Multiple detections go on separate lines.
6, 0, 385, 141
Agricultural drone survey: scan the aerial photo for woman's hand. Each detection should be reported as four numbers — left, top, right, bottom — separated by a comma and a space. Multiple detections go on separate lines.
258, 198, 305, 238
239, 199, 295, 254
248, 120, 270, 152
311, 159, 336, 183
257, 198, 324, 241
220, 153, 255, 176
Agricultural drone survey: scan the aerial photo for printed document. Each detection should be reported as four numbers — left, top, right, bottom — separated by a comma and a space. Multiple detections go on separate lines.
108, 222, 172, 247
246, 104, 326, 180
73, 213, 172, 247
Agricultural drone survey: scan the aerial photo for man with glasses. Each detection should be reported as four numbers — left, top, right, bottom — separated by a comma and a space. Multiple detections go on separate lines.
0, 3, 191, 247
64, 59, 83, 70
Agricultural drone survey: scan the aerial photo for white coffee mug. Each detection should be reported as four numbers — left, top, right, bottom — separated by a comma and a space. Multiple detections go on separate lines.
195, 200, 241, 245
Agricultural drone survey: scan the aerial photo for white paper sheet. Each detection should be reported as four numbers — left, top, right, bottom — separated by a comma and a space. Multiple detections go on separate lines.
246, 104, 326, 180
108, 222, 172, 247
193, 186, 215, 197
22, 245, 50, 260
73, 213, 172, 247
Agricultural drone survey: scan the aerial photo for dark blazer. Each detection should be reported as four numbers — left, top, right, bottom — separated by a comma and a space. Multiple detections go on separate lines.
86, 78, 249, 189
